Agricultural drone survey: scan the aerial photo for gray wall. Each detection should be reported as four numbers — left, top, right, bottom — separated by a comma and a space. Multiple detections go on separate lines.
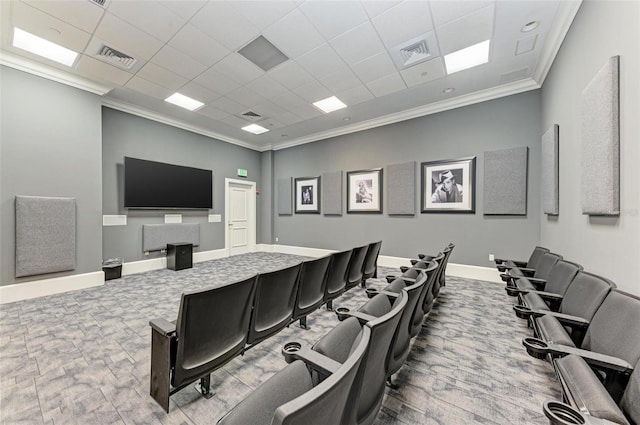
273, 91, 541, 267
540, 0, 640, 295
1, 66, 103, 286
102, 108, 262, 262
260, 150, 274, 244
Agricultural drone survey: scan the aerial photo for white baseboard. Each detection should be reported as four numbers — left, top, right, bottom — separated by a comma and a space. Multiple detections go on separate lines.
271, 244, 335, 258
122, 248, 228, 276
0, 271, 104, 304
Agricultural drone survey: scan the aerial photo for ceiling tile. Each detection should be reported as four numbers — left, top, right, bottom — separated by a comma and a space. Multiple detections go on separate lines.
189, 1, 260, 51
158, 0, 207, 21
436, 4, 495, 55
21, 0, 104, 34
107, 0, 185, 43
231, 1, 297, 31
300, 1, 369, 40
350, 51, 397, 83
209, 96, 246, 115
320, 67, 362, 92
371, 1, 434, 48
361, 0, 402, 19
272, 111, 303, 126
263, 8, 325, 59
178, 81, 221, 104
330, 21, 386, 66
291, 102, 324, 120
429, 0, 494, 27
197, 105, 230, 121
211, 53, 264, 85
168, 24, 230, 67
193, 68, 241, 95
125, 76, 172, 100
95, 12, 163, 61
400, 57, 446, 87
226, 86, 267, 108
12, 1, 91, 53
296, 43, 348, 80
366, 72, 407, 97
137, 62, 188, 91
336, 83, 375, 105
221, 114, 253, 128
245, 75, 290, 99
76, 55, 132, 86
152, 44, 208, 80
268, 60, 316, 90
251, 100, 287, 118
295, 80, 333, 103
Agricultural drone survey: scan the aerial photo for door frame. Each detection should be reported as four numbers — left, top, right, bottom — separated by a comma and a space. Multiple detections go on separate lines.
224, 178, 257, 256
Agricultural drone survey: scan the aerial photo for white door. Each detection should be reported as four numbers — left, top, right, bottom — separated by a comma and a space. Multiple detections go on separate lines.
225, 179, 256, 256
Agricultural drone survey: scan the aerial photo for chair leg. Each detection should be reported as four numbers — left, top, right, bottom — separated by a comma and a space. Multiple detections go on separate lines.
326, 300, 333, 311
299, 317, 308, 329
386, 376, 399, 390
361, 279, 367, 288
195, 375, 214, 399
150, 328, 172, 413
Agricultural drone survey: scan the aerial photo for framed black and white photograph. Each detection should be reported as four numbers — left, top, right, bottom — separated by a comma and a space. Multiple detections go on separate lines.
421, 157, 476, 213
347, 168, 383, 213
295, 176, 320, 213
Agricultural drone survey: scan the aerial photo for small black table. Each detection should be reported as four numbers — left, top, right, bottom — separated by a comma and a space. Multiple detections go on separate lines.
167, 243, 193, 271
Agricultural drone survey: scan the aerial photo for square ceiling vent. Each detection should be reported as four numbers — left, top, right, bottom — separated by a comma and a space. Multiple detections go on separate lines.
390, 32, 440, 70
238, 36, 289, 72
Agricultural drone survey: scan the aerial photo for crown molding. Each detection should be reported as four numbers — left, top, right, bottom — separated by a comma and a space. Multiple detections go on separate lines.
272, 78, 540, 151
532, 0, 583, 84
101, 98, 264, 152
0, 50, 112, 95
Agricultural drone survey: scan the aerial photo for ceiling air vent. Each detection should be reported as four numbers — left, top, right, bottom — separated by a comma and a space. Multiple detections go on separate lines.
390, 32, 440, 70
97, 45, 137, 70
89, 0, 110, 8
238, 110, 264, 122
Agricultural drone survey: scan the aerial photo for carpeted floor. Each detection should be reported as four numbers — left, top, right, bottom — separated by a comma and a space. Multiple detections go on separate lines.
0, 252, 561, 424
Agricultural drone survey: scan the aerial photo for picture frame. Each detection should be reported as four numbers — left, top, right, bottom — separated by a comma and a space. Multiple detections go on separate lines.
295, 176, 320, 213
421, 157, 476, 213
347, 168, 383, 213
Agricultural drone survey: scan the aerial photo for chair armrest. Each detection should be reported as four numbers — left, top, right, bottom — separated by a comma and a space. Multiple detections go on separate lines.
149, 318, 176, 337
550, 344, 634, 374
512, 306, 590, 328
400, 277, 417, 283
376, 290, 399, 299
543, 401, 621, 425
347, 311, 378, 324
527, 277, 547, 289
516, 267, 535, 277
530, 290, 563, 302
281, 345, 342, 376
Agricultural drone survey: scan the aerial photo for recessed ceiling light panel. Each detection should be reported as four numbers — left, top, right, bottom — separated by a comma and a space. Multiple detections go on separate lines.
164, 93, 204, 111
242, 124, 269, 135
444, 40, 491, 74
12, 27, 78, 67
313, 96, 347, 114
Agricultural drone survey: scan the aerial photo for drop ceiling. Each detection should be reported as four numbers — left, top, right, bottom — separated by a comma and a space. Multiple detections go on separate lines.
0, 0, 581, 151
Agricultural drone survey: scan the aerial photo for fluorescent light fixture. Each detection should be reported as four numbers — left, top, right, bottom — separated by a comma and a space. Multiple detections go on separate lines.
313, 96, 347, 114
444, 40, 491, 74
12, 27, 78, 66
164, 92, 204, 111
242, 124, 269, 135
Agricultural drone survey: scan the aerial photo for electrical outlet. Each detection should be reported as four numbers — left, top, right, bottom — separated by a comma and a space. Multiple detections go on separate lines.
275, 237, 279, 242
489, 254, 495, 262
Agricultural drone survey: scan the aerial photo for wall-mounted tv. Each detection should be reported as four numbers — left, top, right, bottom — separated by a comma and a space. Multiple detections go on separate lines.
124, 157, 212, 209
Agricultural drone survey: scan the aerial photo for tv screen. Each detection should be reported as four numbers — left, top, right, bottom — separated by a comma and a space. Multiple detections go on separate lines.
124, 157, 212, 209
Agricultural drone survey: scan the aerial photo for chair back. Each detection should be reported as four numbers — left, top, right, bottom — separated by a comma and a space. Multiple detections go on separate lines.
560, 271, 615, 323
346, 245, 368, 290
247, 263, 302, 345
323, 249, 353, 304
173, 275, 257, 388
411, 260, 439, 337
527, 246, 551, 269
543, 260, 583, 296
362, 241, 382, 281
293, 256, 331, 321
533, 252, 563, 279
432, 245, 453, 298
620, 357, 640, 424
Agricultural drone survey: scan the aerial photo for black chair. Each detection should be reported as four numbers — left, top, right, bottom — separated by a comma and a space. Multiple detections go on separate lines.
411, 260, 439, 336
522, 290, 640, 404
503, 252, 562, 288
542, 356, 640, 425
323, 248, 353, 310
511, 260, 583, 311
516, 271, 615, 347
324, 292, 408, 425
247, 263, 302, 346
430, 244, 453, 298
292, 255, 331, 329
148, 275, 257, 412
495, 245, 549, 272
361, 240, 382, 287
345, 244, 368, 291
217, 320, 370, 425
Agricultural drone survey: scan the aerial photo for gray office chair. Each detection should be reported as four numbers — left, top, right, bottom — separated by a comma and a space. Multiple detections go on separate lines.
361, 240, 382, 286
323, 248, 353, 310
345, 244, 369, 291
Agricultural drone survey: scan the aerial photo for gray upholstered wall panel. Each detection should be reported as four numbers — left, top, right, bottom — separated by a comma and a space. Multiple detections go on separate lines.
277, 177, 293, 215
15, 196, 76, 277
143, 223, 200, 252
483, 147, 528, 215
581, 56, 620, 216
322, 171, 343, 215
387, 162, 415, 215
541, 125, 560, 215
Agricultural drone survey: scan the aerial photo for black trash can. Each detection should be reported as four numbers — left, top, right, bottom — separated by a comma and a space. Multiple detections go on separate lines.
103, 258, 123, 281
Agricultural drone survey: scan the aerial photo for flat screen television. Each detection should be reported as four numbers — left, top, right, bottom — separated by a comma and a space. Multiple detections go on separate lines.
124, 157, 212, 209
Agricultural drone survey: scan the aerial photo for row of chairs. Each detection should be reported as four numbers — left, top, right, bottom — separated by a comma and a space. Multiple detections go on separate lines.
217, 243, 454, 425
148, 241, 382, 412
494, 247, 640, 425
